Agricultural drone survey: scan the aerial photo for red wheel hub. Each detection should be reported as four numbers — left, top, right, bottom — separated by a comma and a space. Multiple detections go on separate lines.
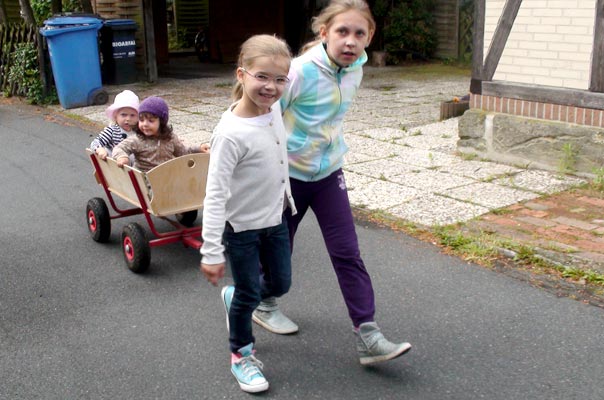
123, 237, 134, 261
88, 210, 97, 231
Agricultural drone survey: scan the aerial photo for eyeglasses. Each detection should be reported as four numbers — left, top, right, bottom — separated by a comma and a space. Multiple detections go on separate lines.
240, 68, 290, 86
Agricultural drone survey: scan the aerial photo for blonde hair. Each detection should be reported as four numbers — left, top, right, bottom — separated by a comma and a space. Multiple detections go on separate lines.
301, 0, 376, 54
232, 34, 292, 101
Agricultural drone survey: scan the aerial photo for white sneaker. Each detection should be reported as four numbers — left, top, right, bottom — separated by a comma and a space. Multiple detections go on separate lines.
355, 322, 411, 365
252, 297, 298, 334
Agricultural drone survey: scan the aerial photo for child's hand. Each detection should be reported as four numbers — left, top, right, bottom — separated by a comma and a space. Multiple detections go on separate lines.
200, 143, 210, 153
201, 262, 225, 286
95, 147, 109, 160
116, 157, 130, 168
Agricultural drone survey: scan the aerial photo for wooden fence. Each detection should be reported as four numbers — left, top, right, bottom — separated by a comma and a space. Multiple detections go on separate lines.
0, 23, 44, 96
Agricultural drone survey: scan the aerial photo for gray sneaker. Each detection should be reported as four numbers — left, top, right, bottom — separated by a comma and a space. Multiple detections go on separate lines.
354, 322, 411, 365
252, 297, 299, 334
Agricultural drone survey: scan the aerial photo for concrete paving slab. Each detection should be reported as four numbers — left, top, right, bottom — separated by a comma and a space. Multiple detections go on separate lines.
446, 159, 523, 181
443, 181, 540, 209
345, 172, 421, 210
388, 169, 477, 191
493, 170, 586, 195
393, 147, 461, 169
388, 193, 490, 226
344, 134, 403, 158
343, 152, 382, 165
344, 158, 420, 179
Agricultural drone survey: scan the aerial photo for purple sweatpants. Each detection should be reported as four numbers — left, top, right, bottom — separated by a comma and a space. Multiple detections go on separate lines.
286, 169, 376, 327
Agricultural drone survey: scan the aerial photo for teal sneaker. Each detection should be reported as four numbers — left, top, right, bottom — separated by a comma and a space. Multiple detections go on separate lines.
355, 322, 411, 365
231, 343, 269, 393
221, 285, 234, 332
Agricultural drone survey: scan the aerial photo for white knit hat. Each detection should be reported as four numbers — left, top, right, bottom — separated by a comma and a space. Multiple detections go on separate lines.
105, 90, 140, 120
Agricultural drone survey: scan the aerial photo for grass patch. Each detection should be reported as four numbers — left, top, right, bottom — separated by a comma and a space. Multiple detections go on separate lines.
354, 207, 604, 289
365, 62, 471, 81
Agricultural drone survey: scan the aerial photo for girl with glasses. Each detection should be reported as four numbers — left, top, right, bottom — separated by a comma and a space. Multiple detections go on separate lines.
200, 34, 296, 393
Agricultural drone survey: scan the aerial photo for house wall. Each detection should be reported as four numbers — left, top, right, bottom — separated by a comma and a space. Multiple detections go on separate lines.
4, 0, 21, 22
434, 0, 459, 59
209, 0, 285, 63
458, 1, 604, 176
484, 0, 596, 90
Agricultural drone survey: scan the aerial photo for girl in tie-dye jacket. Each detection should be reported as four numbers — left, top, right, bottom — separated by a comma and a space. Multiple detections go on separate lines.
280, 41, 364, 182
252, 0, 412, 367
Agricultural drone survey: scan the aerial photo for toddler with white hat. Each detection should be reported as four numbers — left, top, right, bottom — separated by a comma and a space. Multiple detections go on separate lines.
90, 90, 140, 159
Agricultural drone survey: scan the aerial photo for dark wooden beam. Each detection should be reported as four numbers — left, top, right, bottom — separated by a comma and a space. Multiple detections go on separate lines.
142, 0, 157, 82
483, 81, 604, 110
590, 0, 604, 92
482, 0, 522, 81
470, 0, 485, 94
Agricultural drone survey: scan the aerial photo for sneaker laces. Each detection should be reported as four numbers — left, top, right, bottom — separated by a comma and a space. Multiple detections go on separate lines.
234, 354, 265, 379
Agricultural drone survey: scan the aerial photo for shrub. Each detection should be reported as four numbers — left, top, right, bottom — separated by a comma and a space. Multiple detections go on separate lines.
382, 0, 438, 62
6, 42, 57, 104
31, 0, 83, 24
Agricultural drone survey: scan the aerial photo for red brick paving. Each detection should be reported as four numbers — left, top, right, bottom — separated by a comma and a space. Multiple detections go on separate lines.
465, 188, 604, 274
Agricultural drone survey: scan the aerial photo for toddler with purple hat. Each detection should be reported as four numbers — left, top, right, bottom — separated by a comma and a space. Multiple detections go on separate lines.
112, 96, 210, 172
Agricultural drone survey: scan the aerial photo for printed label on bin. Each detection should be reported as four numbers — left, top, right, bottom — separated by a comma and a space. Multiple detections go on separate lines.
112, 40, 136, 59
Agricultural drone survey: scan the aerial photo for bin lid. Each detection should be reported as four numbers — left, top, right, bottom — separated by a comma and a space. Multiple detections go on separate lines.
44, 16, 103, 27
104, 19, 136, 27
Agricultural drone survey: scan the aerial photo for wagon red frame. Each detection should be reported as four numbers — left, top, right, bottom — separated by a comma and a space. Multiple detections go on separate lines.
85, 149, 210, 272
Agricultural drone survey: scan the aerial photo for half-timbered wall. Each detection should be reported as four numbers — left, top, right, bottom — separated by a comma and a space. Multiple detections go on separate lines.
459, 0, 604, 176
485, 1, 595, 90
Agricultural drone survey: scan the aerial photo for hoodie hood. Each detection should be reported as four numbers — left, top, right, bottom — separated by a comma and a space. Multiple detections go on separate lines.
307, 42, 368, 77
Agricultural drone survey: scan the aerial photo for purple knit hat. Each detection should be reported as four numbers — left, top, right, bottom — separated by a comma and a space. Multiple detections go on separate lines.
139, 96, 169, 123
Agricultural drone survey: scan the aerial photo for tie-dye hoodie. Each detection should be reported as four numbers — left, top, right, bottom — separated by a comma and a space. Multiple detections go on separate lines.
280, 42, 367, 182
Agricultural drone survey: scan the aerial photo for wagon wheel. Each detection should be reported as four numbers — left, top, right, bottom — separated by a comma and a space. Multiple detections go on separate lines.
176, 210, 198, 227
121, 223, 150, 273
86, 197, 111, 242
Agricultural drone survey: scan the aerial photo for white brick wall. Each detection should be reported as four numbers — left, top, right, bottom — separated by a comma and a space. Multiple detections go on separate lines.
484, 0, 596, 90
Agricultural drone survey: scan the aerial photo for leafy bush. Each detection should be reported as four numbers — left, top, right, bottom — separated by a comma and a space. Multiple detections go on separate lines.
382, 0, 438, 62
6, 42, 57, 104
31, 0, 83, 24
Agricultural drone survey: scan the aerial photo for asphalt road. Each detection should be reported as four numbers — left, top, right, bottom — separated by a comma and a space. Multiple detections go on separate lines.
1, 103, 603, 400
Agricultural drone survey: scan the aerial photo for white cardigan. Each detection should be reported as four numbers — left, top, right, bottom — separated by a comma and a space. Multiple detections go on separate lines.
201, 102, 297, 265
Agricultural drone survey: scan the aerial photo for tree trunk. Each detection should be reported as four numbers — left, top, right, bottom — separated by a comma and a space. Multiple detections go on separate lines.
18, 0, 36, 24
51, 0, 62, 15
80, 0, 93, 14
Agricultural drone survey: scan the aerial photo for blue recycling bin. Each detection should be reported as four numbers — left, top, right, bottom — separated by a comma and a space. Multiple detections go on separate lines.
40, 16, 108, 109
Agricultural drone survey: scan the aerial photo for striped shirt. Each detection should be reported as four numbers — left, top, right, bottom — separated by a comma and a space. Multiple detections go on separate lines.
90, 124, 129, 155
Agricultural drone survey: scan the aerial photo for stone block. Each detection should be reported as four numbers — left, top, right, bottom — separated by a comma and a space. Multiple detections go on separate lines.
458, 109, 486, 139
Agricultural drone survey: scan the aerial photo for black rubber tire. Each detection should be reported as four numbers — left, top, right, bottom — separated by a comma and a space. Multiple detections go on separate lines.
92, 89, 109, 105
176, 210, 198, 227
121, 223, 150, 273
86, 197, 111, 242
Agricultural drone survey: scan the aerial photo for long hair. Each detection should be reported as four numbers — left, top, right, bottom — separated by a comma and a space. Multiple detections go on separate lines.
300, 0, 376, 54
232, 34, 292, 101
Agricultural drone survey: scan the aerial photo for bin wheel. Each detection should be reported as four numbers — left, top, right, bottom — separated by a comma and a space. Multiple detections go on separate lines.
122, 223, 150, 273
176, 210, 198, 227
91, 89, 109, 105
194, 29, 209, 62
86, 197, 111, 242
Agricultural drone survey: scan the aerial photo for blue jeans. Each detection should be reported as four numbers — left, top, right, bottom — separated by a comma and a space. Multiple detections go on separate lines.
224, 217, 291, 352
